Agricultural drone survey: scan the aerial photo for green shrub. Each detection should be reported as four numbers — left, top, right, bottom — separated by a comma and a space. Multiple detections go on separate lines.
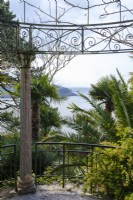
1, 134, 54, 187
1, 134, 19, 187
83, 139, 133, 200
32, 149, 56, 175
124, 193, 133, 200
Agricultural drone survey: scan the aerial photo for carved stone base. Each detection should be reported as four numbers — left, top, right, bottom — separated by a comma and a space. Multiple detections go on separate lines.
17, 176, 36, 194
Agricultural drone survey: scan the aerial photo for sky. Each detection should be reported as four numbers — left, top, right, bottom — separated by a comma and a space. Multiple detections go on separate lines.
7, 0, 133, 87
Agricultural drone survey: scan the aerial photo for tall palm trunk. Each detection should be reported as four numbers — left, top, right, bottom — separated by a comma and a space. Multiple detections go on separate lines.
105, 102, 113, 114
32, 102, 40, 141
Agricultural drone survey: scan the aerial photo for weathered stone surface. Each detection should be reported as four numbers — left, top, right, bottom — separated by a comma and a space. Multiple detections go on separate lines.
17, 54, 36, 194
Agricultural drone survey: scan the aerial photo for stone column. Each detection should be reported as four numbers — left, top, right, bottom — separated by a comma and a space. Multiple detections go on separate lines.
17, 53, 36, 194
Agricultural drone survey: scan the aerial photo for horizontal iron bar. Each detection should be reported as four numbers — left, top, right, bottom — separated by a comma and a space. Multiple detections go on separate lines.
2, 19, 133, 28
1, 50, 133, 55
35, 142, 116, 148
1, 144, 16, 149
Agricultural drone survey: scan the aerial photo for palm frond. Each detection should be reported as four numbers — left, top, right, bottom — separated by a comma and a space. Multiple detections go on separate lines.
116, 68, 127, 91
68, 103, 90, 115
65, 115, 101, 143
111, 75, 131, 128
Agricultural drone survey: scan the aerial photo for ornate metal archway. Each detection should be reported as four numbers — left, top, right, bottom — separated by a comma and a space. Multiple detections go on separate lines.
1, 0, 133, 194
1, 19, 133, 55
1, 0, 133, 55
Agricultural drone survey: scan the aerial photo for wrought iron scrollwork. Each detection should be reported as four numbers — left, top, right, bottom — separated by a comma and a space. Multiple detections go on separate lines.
1, 20, 133, 54
32, 36, 43, 47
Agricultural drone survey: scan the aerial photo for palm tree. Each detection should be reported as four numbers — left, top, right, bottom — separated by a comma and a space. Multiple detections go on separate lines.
111, 73, 133, 129
31, 75, 62, 141
89, 76, 113, 113
66, 69, 133, 143
67, 95, 117, 143
40, 105, 62, 137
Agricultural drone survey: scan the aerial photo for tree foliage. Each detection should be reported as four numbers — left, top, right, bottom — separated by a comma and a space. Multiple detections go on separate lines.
83, 137, 133, 200
65, 69, 133, 143
31, 75, 62, 141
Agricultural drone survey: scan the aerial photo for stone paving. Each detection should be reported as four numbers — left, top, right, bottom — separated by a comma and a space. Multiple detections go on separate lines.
10, 191, 99, 200
1, 184, 99, 200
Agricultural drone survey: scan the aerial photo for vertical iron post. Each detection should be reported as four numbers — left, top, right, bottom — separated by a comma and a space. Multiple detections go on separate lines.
0, 141, 2, 184
90, 146, 94, 193
24, 1, 26, 23
35, 143, 37, 184
0, 135, 1, 162
55, 0, 58, 25
87, 152, 89, 172
14, 145, 17, 192
119, 1, 122, 22
29, 25, 32, 51
62, 143, 65, 188
81, 26, 84, 53
87, 0, 89, 24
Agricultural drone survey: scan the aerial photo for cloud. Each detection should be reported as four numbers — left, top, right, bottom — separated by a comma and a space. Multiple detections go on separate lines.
54, 53, 133, 87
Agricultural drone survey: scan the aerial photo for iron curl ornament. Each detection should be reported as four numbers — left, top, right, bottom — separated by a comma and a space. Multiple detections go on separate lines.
69, 30, 82, 51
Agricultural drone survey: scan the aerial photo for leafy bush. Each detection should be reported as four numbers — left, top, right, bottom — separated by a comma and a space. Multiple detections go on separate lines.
83, 139, 133, 200
1, 134, 54, 187
32, 149, 56, 175
124, 193, 133, 200
0, 133, 19, 188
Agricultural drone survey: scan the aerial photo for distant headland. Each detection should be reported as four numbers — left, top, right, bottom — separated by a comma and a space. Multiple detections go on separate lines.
0, 85, 77, 98
56, 85, 77, 97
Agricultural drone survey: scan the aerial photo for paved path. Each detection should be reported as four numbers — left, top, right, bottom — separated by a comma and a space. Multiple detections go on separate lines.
10, 192, 98, 200
9, 185, 99, 200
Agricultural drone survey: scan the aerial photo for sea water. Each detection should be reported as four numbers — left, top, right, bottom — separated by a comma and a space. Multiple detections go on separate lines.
0, 87, 90, 133
52, 87, 90, 117
52, 87, 90, 133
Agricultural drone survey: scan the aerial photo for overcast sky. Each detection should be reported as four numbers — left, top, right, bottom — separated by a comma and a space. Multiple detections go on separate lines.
8, 0, 133, 87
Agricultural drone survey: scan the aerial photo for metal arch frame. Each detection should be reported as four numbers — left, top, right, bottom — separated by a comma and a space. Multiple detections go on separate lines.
1, 0, 133, 55
1, 19, 133, 55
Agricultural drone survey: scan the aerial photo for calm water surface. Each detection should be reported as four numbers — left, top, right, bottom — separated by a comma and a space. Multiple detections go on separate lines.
0, 87, 90, 133
52, 87, 90, 117
52, 87, 90, 132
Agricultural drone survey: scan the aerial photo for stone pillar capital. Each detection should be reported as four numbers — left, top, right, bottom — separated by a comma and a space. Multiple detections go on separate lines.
17, 53, 35, 68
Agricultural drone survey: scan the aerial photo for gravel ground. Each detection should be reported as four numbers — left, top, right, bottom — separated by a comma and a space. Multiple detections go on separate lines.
1, 184, 99, 200
10, 191, 99, 200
